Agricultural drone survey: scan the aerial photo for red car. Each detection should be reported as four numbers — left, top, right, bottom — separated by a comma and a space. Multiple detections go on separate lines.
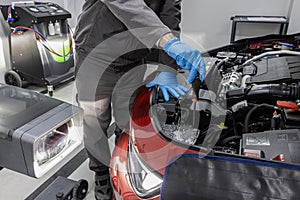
111, 87, 202, 200
111, 33, 300, 200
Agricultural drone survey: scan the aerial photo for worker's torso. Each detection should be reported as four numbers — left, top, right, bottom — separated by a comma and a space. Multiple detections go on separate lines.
74, 0, 164, 51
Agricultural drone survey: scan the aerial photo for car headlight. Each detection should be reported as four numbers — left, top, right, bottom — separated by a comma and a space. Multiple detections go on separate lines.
32, 117, 82, 178
127, 139, 163, 199
160, 123, 200, 145
150, 92, 200, 146
35, 121, 72, 165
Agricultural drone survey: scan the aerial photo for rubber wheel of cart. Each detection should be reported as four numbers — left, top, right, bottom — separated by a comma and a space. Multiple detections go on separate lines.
72, 179, 88, 200
4, 70, 22, 87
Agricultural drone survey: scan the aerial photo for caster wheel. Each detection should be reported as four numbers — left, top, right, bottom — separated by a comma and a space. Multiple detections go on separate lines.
72, 179, 88, 200
47, 85, 54, 97
4, 70, 22, 87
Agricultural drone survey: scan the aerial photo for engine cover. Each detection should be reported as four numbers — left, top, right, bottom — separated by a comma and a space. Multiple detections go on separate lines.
246, 56, 300, 84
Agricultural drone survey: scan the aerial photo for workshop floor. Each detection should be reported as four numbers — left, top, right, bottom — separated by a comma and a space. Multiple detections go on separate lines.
0, 77, 108, 200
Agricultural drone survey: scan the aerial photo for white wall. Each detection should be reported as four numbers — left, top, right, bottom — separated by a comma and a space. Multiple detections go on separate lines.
1, 0, 299, 50
181, 0, 299, 50
0, 0, 64, 6
63, 0, 84, 28
289, 0, 300, 34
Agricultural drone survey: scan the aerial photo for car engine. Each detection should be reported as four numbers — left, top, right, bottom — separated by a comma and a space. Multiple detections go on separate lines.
152, 34, 300, 164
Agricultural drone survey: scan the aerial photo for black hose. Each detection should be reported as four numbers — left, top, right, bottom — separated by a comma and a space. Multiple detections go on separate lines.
220, 136, 242, 146
227, 84, 300, 106
244, 103, 279, 133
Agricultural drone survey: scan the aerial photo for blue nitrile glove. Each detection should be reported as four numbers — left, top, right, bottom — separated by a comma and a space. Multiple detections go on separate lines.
146, 72, 188, 102
163, 37, 206, 83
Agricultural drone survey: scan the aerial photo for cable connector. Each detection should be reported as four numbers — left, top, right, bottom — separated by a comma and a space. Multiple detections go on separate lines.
7, 17, 15, 23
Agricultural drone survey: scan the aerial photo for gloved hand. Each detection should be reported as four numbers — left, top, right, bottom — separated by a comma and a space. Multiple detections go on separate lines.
163, 37, 206, 83
146, 72, 188, 102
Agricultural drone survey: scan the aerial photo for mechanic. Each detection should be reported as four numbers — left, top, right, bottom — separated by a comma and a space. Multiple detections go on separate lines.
74, 0, 206, 199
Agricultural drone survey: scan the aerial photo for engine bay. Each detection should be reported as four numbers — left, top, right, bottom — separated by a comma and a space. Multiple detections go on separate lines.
152, 34, 300, 165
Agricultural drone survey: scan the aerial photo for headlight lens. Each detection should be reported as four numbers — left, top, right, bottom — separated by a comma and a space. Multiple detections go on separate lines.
35, 121, 72, 165
150, 90, 200, 145
161, 123, 200, 145
128, 139, 163, 198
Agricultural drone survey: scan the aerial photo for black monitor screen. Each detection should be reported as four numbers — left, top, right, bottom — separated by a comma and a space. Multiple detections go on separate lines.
36, 6, 48, 12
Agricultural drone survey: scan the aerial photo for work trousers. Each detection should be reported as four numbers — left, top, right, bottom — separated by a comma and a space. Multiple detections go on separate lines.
75, 48, 148, 172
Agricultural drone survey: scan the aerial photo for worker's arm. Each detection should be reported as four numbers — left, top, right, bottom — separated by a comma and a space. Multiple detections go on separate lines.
156, 0, 206, 84
157, 0, 182, 70
101, 0, 171, 48
159, 0, 181, 34
158, 0, 182, 47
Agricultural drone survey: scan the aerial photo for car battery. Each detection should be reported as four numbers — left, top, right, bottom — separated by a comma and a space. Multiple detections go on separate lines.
242, 129, 300, 164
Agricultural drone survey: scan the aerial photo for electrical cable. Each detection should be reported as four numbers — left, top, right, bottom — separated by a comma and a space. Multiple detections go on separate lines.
7, 5, 11, 16
67, 24, 75, 57
7, 3, 74, 58
10, 26, 74, 58
7, 5, 14, 24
